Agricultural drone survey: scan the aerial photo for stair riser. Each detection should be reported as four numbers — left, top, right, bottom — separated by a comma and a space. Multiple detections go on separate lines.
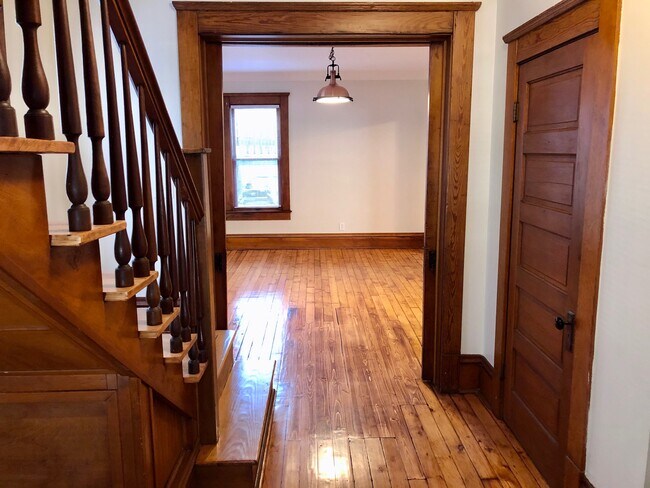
216, 344, 234, 399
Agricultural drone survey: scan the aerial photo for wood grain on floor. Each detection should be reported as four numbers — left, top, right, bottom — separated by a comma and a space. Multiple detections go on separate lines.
227, 249, 548, 488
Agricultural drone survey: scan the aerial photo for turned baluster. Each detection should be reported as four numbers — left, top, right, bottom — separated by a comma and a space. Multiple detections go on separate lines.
15, 0, 54, 139
186, 213, 201, 374
52, 0, 91, 231
155, 131, 173, 315
192, 220, 208, 364
187, 342, 200, 375
185, 203, 196, 334
79, 0, 112, 224
167, 179, 182, 353
0, 3, 18, 136
176, 183, 191, 343
101, 0, 132, 287
120, 45, 148, 277
166, 159, 179, 308
139, 89, 161, 325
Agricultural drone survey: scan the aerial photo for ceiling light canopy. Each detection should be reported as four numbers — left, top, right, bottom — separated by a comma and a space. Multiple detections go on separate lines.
313, 47, 353, 104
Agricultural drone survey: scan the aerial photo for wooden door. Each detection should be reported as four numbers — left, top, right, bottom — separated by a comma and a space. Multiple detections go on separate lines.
503, 37, 589, 488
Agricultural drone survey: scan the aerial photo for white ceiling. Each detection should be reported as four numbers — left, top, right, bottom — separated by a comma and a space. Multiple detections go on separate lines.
222, 45, 430, 80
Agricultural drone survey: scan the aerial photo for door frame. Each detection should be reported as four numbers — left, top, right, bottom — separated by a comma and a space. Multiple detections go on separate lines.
173, 1, 480, 393
491, 0, 621, 483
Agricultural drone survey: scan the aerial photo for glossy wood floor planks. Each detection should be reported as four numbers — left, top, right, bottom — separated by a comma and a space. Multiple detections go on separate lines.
227, 249, 547, 488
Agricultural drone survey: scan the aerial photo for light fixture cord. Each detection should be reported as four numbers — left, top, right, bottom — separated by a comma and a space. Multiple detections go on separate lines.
329, 47, 336, 64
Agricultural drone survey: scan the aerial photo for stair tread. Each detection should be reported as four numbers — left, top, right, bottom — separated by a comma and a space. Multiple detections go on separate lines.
137, 307, 179, 338
183, 360, 208, 383
197, 359, 276, 465
49, 221, 126, 246
162, 333, 197, 363
0, 136, 75, 154
103, 271, 158, 301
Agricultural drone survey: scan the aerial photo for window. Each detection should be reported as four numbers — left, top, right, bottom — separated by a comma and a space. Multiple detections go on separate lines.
224, 93, 291, 220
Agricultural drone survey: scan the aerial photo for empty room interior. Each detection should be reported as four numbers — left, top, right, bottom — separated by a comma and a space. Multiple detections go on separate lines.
0, 0, 648, 487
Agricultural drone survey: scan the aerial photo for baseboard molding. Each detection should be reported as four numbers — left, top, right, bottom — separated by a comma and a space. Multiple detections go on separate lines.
226, 233, 425, 250
459, 354, 495, 404
579, 473, 596, 488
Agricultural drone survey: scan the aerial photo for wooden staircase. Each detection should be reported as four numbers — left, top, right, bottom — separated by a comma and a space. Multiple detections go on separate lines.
0, 0, 275, 486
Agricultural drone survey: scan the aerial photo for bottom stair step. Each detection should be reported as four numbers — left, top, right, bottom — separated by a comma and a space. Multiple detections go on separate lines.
194, 359, 276, 488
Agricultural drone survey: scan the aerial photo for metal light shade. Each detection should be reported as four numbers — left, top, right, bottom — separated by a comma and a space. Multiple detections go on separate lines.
313, 48, 353, 104
313, 78, 353, 104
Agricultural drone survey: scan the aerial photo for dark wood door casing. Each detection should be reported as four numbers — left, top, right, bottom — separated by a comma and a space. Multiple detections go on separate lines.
174, 2, 480, 393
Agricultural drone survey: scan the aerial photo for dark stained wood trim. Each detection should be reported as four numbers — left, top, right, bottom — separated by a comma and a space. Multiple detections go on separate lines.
226, 210, 291, 221
503, 0, 588, 42
435, 10, 475, 393
491, 41, 519, 418
197, 11, 455, 36
421, 40, 447, 383
458, 354, 495, 402
493, 0, 621, 485
579, 473, 596, 488
175, 2, 479, 395
173, 2, 482, 12
226, 233, 424, 250
515, 1, 599, 63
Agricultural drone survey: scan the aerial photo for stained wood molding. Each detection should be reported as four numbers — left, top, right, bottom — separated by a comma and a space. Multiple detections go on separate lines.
458, 354, 495, 401
226, 233, 425, 250
175, 1, 478, 396
503, 0, 588, 42
173, 2, 482, 12
579, 474, 596, 488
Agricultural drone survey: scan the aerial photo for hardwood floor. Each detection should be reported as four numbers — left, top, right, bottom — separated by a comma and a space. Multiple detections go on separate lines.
227, 249, 548, 487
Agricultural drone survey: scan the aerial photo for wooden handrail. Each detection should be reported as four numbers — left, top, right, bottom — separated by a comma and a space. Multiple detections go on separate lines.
107, 0, 204, 221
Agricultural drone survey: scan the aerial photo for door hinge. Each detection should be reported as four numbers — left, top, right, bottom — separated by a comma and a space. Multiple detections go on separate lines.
513, 101, 520, 123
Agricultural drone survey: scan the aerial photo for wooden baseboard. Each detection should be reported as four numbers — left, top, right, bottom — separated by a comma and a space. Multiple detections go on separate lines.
579, 473, 596, 488
226, 233, 424, 250
459, 354, 495, 403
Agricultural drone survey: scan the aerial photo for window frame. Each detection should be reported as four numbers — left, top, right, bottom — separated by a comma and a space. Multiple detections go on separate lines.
223, 93, 291, 220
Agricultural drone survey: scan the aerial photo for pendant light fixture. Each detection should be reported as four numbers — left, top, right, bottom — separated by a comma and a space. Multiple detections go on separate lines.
313, 47, 353, 104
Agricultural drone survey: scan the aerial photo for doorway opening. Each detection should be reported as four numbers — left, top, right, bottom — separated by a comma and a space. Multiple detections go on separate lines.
175, 0, 478, 399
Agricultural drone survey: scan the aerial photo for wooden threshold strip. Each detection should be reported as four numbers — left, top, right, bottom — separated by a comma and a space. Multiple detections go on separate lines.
226, 232, 424, 250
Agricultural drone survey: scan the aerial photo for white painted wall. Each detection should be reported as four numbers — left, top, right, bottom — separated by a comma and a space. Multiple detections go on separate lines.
222, 77, 428, 235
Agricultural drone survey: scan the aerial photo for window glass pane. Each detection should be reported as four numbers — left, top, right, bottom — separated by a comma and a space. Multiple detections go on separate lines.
235, 159, 280, 208
232, 107, 279, 160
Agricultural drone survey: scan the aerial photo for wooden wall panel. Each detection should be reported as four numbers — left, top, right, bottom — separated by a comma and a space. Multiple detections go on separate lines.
150, 391, 195, 488
0, 390, 124, 486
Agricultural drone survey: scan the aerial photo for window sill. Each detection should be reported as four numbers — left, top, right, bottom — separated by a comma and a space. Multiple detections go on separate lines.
226, 209, 292, 221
